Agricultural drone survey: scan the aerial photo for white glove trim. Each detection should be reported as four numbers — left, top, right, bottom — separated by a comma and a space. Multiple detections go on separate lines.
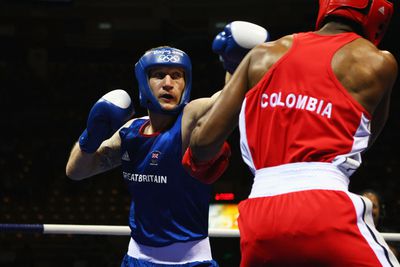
102, 89, 131, 109
231, 21, 268, 49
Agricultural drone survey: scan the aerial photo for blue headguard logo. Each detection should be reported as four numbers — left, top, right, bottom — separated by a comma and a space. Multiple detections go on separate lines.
134, 47, 192, 115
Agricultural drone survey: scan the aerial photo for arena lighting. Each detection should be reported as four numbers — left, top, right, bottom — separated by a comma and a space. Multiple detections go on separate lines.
36, 0, 72, 2
214, 22, 227, 29
98, 22, 112, 30
214, 192, 235, 201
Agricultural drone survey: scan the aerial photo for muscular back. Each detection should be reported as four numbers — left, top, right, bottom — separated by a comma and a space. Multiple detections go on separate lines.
249, 35, 397, 111
332, 38, 397, 144
331, 38, 397, 115
247, 32, 397, 144
189, 28, 397, 161
248, 35, 294, 89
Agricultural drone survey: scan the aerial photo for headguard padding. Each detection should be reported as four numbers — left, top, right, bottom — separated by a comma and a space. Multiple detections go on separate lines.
316, 0, 393, 45
135, 47, 192, 114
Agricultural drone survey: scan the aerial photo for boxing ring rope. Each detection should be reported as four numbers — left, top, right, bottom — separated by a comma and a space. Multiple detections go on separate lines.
0, 224, 238, 238
0, 224, 399, 241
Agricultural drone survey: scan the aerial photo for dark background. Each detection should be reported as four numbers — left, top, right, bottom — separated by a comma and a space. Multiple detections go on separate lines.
0, 0, 399, 266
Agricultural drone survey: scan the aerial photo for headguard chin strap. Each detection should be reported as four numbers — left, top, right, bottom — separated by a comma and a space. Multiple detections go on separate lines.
135, 47, 192, 114
316, 0, 393, 45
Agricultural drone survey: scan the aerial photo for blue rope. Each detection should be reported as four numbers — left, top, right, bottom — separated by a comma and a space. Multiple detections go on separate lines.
0, 223, 44, 233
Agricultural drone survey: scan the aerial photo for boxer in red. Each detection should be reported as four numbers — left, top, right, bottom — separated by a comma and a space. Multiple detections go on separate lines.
186, 1, 399, 266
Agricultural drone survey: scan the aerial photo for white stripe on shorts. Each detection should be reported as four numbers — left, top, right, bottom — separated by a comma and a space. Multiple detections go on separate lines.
347, 193, 400, 267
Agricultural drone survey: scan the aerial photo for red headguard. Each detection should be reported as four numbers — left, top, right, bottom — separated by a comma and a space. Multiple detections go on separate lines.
316, 0, 394, 45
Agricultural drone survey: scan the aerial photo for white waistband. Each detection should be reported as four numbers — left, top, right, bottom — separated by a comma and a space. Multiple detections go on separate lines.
127, 237, 212, 264
249, 162, 350, 198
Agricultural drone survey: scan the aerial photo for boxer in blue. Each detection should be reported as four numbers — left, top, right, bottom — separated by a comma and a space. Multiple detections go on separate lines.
66, 22, 268, 267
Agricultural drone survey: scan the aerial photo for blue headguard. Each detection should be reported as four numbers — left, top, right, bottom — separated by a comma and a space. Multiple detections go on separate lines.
135, 47, 192, 114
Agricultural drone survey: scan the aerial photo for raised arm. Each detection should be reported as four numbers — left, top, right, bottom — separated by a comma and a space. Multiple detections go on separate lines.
66, 130, 124, 180
66, 90, 135, 180
188, 50, 254, 161
181, 20, 269, 142
189, 35, 293, 162
182, 21, 272, 183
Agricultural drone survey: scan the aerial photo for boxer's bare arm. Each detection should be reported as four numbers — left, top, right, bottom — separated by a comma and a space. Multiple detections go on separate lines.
367, 51, 398, 146
66, 90, 134, 180
189, 36, 293, 161
181, 90, 222, 152
66, 127, 123, 180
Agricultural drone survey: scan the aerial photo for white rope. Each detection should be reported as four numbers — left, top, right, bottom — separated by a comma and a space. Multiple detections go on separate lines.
44, 224, 130, 236
382, 233, 400, 242
43, 224, 241, 237
42, 224, 400, 241
2, 224, 399, 241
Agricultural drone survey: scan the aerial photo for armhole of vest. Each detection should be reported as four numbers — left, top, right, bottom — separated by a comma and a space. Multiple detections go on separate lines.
247, 33, 299, 98
271, 33, 299, 71
327, 35, 372, 119
119, 119, 136, 139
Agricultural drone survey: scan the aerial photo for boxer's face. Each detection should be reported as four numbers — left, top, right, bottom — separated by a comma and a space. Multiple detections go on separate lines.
148, 67, 185, 111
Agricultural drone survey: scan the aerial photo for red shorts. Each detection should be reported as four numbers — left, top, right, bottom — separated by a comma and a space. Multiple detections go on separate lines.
238, 163, 398, 267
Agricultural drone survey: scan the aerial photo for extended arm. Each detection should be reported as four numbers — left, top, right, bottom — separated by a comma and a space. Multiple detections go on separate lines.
182, 22, 274, 183
188, 33, 291, 162
189, 53, 252, 161
181, 90, 231, 184
181, 52, 257, 183
182, 21, 270, 152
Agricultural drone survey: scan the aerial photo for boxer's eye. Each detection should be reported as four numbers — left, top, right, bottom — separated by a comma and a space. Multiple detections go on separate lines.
149, 71, 166, 79
170, 71, 184, 80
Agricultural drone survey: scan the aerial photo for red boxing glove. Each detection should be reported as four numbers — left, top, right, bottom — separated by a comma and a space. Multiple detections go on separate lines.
182, 142, 231, 184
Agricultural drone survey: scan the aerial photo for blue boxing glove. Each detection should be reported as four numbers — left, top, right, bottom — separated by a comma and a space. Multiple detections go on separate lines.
212, 21, 269, 74
79, 89, 135, 153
